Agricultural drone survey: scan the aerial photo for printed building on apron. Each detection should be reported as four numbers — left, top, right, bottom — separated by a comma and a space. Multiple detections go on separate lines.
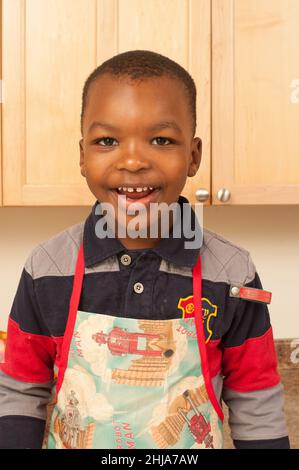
0, 197, 289, 449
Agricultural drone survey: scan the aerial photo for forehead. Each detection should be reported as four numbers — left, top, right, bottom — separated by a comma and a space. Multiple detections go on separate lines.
83, 74, 191, 134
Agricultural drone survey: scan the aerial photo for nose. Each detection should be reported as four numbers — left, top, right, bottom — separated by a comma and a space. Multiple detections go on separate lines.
115, 144, 151, 172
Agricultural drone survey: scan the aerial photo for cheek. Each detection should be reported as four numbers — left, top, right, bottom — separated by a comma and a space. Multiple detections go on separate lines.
84, 157, 106, 180
164, 153, 189, 172
165, 160, 189, 183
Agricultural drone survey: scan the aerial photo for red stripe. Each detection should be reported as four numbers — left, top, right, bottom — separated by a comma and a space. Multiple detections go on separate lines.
206, 339, 222, 379
53, 336, 64, 367
0, 317, 56, 383
222, 327, 280, 392
56, 243, 84, 394
193, 257, 224, 422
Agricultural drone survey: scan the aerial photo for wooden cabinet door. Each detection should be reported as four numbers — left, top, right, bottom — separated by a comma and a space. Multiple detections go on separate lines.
212, 0, 299, 204
2, 0, 211, 206
2, 0, 97, 205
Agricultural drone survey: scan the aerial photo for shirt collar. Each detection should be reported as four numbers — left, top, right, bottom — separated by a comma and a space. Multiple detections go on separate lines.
83, 195, 202, 268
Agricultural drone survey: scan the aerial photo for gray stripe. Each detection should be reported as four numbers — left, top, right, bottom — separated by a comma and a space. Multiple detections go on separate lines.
0, 370, 53, 420
159, 228, 256, 285
222, 382, 289, 440
25, 223, 255, 284
25, 222, 83, 279
25, 222, 119, 279
212, 372, 224, 405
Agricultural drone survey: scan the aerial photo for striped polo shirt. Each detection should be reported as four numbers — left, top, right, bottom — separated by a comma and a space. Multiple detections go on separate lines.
0, 196, 289, 448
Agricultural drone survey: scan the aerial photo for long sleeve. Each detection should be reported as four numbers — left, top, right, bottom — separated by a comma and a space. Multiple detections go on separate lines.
0, 250, 56, 448
221, 258, 290, 449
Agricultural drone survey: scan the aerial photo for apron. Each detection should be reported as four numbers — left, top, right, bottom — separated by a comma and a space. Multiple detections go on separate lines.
43, 242, 224, 449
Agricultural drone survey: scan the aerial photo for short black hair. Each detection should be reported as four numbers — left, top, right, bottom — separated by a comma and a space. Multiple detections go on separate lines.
80, 49, 197, 137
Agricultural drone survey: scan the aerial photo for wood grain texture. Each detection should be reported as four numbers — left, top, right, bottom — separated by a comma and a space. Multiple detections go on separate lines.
212, 0, 299, 205
2, 0, 211, 206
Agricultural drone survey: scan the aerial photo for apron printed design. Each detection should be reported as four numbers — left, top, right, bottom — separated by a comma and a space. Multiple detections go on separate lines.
92, 320, 176, 386
43, 243, 224, 449
53, 389, 95, 449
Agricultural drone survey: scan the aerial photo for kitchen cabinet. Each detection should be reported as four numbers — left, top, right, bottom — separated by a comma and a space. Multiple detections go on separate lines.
1, 0, 211, 206
212, 0, 299, 204
1, 0, 299, 206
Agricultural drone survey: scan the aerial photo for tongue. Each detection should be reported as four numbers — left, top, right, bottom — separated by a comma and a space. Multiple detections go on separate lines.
118, 189, 154, 199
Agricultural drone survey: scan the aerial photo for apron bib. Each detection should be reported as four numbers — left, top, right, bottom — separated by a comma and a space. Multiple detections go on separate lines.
43, 243, 224, 449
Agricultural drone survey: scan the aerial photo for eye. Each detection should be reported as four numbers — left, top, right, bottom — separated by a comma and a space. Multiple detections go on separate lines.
152, 136, 174, 145
94, 137, 118, 146
93, 136, 175, 146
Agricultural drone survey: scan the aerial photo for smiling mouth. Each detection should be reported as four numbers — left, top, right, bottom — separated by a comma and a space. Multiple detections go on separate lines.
112, 186, 161, 200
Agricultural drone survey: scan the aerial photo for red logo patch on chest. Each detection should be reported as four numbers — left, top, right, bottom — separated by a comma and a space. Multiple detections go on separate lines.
177, 295, 218, 343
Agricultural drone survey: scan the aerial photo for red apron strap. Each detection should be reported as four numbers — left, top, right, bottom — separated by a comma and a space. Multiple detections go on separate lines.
193, 255, 224, 422
56, 242, 85, 394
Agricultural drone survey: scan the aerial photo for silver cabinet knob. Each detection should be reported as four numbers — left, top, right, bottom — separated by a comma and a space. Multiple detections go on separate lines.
217, 188, 231, 202
195, 188, 210, 202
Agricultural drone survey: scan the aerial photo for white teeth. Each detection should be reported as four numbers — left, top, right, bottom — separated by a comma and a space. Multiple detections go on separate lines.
117, 186, 156, 193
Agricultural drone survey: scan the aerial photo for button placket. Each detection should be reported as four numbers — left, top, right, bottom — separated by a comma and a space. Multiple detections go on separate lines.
123, 252, 160, 317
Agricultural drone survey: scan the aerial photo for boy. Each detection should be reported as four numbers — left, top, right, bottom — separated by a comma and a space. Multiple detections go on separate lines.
0, 50, 289, 449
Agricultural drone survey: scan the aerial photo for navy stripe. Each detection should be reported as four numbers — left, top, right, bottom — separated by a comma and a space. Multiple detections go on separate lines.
234, 436, 290, 449
10, 269, 52, 336
0, 416, 45, 449
10, 260, 270, 348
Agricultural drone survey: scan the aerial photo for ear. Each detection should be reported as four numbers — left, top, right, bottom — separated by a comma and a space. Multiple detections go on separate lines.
79, 138, 86, 178
188, 137, 202, 177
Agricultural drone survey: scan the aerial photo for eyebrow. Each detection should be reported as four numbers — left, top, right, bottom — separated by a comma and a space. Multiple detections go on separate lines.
88, 120, 182, 134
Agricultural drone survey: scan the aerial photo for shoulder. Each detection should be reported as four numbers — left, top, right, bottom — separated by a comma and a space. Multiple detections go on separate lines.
24, 221, 84, 280
201, 228, 256, 285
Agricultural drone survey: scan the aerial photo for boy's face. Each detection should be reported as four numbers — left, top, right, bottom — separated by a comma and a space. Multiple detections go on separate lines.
79, 73, 201, 247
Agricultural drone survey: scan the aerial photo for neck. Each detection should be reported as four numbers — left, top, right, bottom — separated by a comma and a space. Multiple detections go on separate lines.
114, 212, 176, 250
118, 236, 161, 250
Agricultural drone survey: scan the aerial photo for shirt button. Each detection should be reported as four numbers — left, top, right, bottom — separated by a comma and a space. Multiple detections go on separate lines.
133, 282, 144, 294
120, 254, 132, 266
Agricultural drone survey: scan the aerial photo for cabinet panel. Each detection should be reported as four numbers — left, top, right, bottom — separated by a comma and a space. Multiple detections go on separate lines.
212, 0, 299, 204
2, 0, 97, 205
2, 0, 210, 206
99, 0, 211, 206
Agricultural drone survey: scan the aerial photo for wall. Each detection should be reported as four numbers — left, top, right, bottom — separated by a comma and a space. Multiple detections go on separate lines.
0, 205, 298, 339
